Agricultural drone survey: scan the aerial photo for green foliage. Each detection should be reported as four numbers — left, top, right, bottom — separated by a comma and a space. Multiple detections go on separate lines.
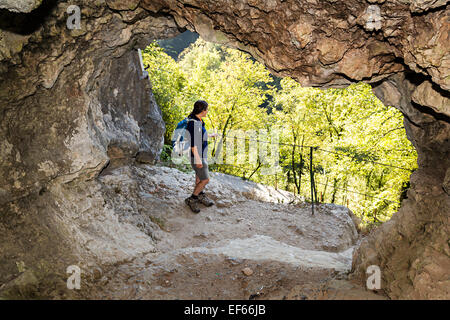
158, 144, 192, 173
271, 79, 417, 225
143, 38, 418, 228
177, 39, 276, 170
159, 144, 173, 163
143, 42, 190, 143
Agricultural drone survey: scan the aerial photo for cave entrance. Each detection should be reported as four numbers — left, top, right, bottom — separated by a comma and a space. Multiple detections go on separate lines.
143, 31, 417, 229
1, 0, 448, 301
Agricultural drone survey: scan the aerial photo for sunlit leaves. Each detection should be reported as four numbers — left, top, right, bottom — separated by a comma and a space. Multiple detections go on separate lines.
272, 79, 418, 225
144, 39, 418, 227
143, 42, 191, 142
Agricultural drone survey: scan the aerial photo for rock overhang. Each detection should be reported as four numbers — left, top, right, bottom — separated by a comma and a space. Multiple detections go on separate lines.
0, 0, 448, 300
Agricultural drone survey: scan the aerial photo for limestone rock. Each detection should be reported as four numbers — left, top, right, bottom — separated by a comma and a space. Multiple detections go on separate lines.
0, 0, 448, 300
443, 168, 450, 195
0, 270, 39, 299
408, 0, 448, 13
412, 80, 450, 117
106, 0, 140, 11
0, 0, 42, 13
216, 199, 234, 208
242, 267, 254, 276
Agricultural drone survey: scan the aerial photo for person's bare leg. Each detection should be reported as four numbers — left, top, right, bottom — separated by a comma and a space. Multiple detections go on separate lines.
195, 174, 200, 187
193, 175, 200, 194
193, 178, 209, 196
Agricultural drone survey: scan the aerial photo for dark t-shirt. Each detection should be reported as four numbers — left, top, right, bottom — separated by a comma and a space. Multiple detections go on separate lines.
186, 114, 208, 160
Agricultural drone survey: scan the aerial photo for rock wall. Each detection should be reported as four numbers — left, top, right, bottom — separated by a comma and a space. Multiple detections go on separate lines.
0, 1, 177, 298
0, 0, 448, 299
361, 72, 450, 299
0, 0, 42, 13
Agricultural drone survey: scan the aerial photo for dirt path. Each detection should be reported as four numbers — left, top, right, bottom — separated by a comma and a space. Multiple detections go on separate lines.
86, 165, 387, 300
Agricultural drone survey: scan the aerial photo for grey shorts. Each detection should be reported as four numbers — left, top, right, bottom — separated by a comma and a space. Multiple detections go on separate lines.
190, 158, 209, 181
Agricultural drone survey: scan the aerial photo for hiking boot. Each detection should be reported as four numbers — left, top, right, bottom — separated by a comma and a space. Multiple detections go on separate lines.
198, 192, 214, 207
185, 196, 201, 213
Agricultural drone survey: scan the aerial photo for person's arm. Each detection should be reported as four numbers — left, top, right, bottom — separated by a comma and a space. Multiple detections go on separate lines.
191, 146, 203, 167
188, 120, 203, 167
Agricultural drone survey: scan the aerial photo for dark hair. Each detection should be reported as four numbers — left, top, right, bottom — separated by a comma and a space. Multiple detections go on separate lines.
189, 100, 208, 118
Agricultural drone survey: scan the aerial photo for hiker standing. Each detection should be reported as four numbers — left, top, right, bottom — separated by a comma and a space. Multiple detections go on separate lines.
185, 100, 217, 213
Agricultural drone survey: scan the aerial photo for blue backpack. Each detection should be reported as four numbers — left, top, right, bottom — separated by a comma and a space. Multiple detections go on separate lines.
171, 117, 194, 163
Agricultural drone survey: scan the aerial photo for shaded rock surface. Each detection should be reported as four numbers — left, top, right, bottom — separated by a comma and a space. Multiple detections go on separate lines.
0, 3, 175, 298
0, 0, 42, 13
0, 0, 448, 299
138, 0, 449, 91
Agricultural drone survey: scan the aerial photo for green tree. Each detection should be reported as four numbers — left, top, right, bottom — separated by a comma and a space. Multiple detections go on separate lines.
178, 39, 275, 172
143, 42, 190, 143
143, 38, 418, 228
272, 80, 417, 225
